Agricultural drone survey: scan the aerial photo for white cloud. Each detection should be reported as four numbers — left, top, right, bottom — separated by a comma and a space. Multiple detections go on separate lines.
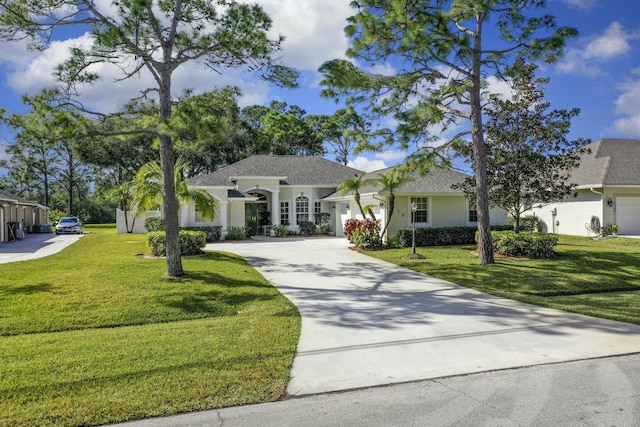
611, 73, 640, 136
348, 156, 387, 172
558, 0, 598, 11
0, 1, 354, 113
485, 75, 514, 101
375, 150, 406, 163
256, 0, 352, 71
557, 22, 640, 77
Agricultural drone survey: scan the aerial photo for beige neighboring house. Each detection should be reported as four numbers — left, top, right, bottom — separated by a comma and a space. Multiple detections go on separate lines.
523, 138, 640, 236
0, 190, 50, 242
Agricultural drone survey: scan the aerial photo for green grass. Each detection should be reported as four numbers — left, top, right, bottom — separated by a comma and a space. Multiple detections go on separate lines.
0, 226, 301, 427
367, 235, 640, 325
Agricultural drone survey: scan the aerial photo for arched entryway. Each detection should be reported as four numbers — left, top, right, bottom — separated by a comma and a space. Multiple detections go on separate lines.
246, 191, 270, 235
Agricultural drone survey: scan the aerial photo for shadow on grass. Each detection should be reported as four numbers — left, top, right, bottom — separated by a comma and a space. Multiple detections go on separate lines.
0, 282, 53, 297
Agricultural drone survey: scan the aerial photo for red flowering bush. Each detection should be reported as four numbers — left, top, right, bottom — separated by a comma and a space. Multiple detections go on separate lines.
344, 218, 381, 249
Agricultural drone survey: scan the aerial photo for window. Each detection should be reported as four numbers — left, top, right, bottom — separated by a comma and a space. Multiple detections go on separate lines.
468, 202, 478, 223
314, 201, 322, 224
195, 203, 204, 222
280, 201, 289, 225
411, 197, 428, 223
296, 196, 309, 224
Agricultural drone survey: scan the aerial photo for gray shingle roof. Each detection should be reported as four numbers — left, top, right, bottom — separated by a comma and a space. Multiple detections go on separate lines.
570, 138, 640, 187
0, 189, 39, 206
358, 166, 469, 194
189, 155, 363, 187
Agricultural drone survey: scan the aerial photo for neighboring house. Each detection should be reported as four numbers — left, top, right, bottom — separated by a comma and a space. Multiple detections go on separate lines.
324, 166, 508, 238
0, 190, 50, 242
523, 138, 640, 236
183, 155, 507, 239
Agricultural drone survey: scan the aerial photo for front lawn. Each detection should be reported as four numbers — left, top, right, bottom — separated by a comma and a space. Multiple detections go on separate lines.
367, 235, 640, 325
0, 226, 301, 427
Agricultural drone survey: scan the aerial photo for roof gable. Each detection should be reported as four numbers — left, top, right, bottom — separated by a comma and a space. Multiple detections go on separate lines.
570, 139, 640, 187
189, 155, 363, 187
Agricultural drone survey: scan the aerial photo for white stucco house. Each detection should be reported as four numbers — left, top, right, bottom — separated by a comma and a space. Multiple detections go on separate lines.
523, 138, 640, 236
177, 155, 508, 239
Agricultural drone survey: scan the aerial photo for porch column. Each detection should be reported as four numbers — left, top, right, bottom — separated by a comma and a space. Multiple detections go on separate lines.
1, 206, 4, 242
179, 203, 189, 228
271, 191, 280, 234
219, 201, 229, 237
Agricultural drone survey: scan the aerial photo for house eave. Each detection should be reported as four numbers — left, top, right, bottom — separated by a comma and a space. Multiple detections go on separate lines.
230, 175, 288, 181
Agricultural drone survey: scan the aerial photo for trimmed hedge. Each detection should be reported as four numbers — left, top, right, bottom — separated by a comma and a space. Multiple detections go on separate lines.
225, 227, 247, 241
490, 231, 558, 259
298, 221, 316, 236
144, 217, 165, 232
147, 230, 207, 256
508, 215, 540, 232
182, 226, 222, 242
396, 225, 512, 247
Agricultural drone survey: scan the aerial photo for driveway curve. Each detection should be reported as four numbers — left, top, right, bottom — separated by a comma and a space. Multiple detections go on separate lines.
211, 237, 640, 396
0, 232, 85, 264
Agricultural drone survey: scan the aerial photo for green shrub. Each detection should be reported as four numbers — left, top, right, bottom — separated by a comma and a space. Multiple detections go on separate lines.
146, 230, 206, 256
508, 215, 539, 232
144, 217, 165, 232
318, 224, 331, 234
490, 231, 558, 258
246, 220, 259, 237
182, 226, 222, 242
225, 227, 247, 240
179, 231, 207, 255
396, 225, 512, 247
298, 221, 316, 236
272, 224, 289, 237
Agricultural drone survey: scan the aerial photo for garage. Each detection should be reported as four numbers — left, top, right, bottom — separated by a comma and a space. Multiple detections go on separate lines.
616, 197, 640, 235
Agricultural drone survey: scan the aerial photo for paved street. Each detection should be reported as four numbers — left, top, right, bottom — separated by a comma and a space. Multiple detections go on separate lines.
114, 353, 640, 426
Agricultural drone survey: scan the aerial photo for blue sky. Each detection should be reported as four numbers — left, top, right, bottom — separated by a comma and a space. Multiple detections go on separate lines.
1, 0, 639, 173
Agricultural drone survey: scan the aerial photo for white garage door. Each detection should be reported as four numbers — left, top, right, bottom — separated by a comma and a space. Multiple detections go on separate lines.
616, 197, 640, 235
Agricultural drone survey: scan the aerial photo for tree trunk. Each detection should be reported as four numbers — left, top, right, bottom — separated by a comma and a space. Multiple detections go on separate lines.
159, 70, 183, 277
380, 193, 395, 241
67, 151, 74, 215
471, 14, 494, 265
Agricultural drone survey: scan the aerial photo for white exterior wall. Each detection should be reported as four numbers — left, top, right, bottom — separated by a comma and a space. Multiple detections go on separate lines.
382, 195, 509, 239
524, 187, 640, 237
431, 196, 466, 228
228, 201, 245, 229
523, 190, 603, 236
116, 209, 161, 234
183, 188, 227, 227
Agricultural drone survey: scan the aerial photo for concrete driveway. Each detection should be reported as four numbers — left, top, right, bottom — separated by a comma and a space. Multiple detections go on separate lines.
213, 237, 640, 396
0, 232, 85, 264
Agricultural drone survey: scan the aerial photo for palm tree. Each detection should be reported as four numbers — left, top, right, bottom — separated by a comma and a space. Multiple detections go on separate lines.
131, 159, 218, 222
110, 182, 134, 233
376, 169, 414, 241
337, 172, 374, 219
